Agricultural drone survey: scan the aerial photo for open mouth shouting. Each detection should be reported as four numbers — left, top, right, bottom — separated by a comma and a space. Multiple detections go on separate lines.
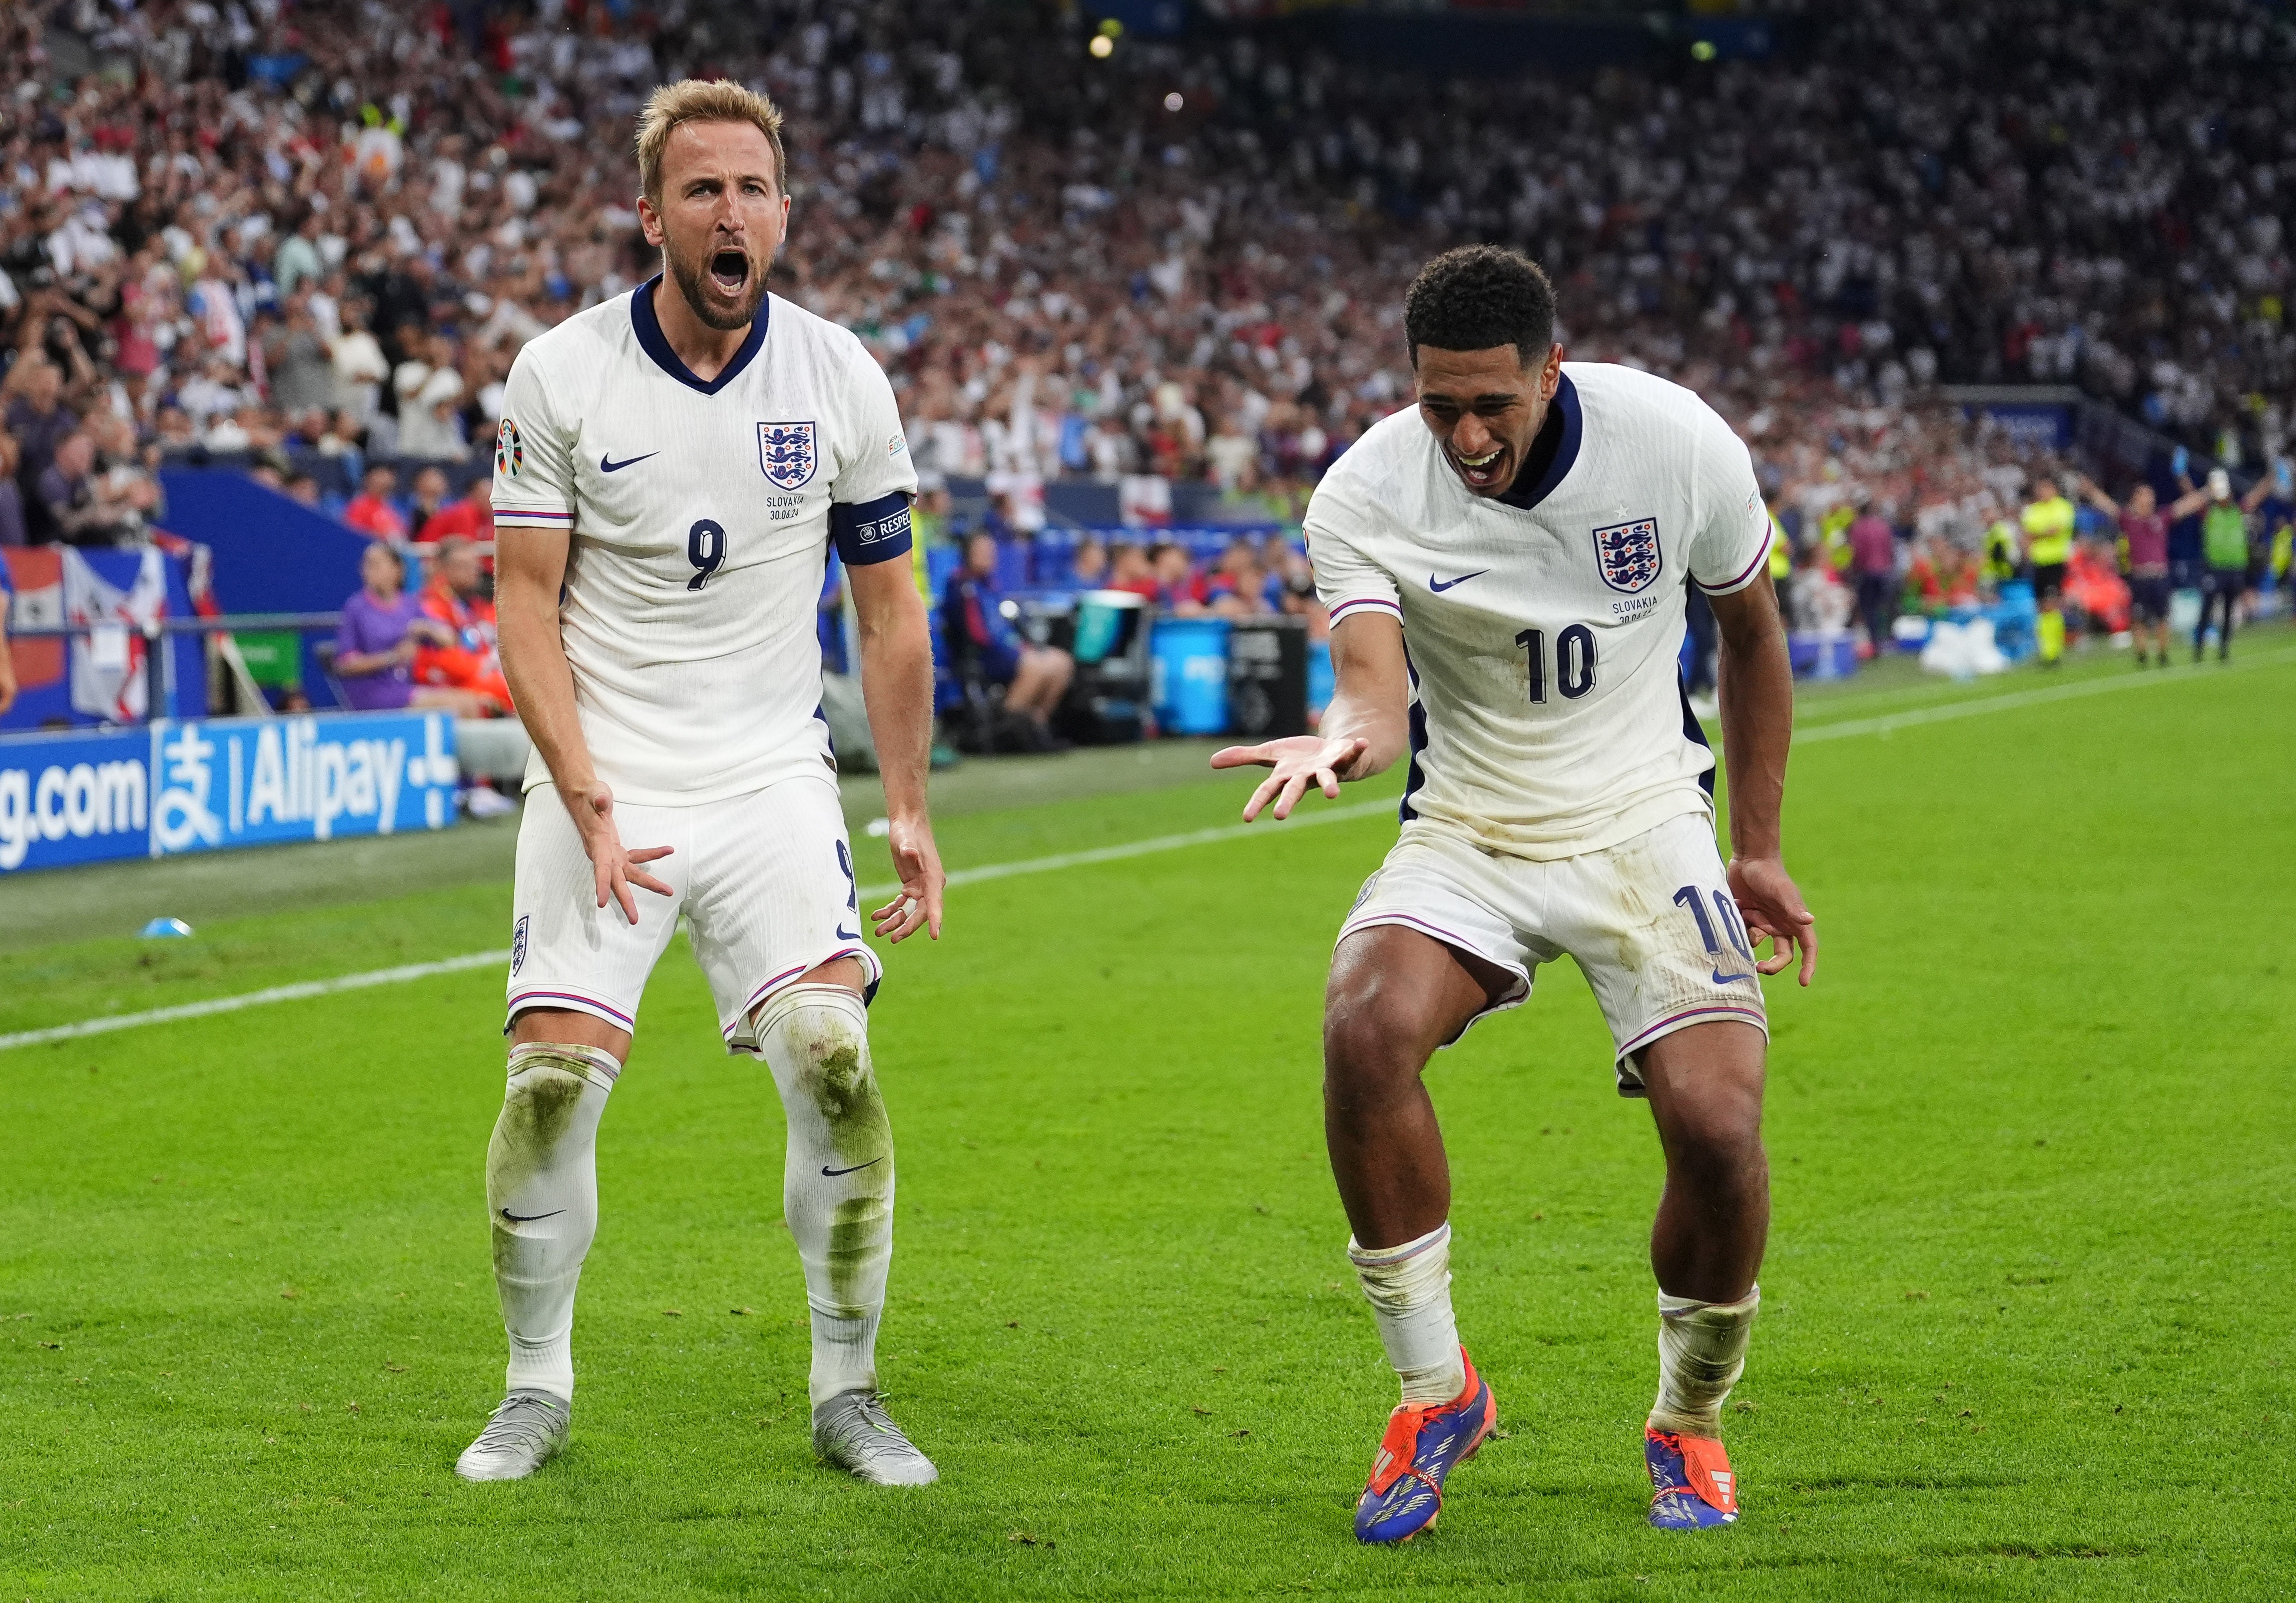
708, 247, 750, 295
1451, 442, 1508, 493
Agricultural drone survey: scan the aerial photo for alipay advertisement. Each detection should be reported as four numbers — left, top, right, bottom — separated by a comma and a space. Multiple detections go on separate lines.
0, 711, 459, 875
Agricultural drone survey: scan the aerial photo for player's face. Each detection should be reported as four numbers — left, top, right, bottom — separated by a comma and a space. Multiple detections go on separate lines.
641, 119, 788, 333
1413, 342, 1564, 497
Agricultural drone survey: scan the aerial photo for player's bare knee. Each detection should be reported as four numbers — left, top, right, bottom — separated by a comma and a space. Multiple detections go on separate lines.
794, 954, 867, 993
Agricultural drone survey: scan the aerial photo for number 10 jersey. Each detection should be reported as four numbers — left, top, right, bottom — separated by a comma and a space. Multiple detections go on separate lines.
492, 278, 917, 806
1305, 362, 1772, 860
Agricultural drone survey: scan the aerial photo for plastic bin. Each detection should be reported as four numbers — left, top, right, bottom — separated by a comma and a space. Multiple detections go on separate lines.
1150, 617, 1231, 735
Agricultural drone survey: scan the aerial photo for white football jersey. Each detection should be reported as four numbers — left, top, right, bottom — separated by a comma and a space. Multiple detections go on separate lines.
492, 279, 917, 806
1307, 362, 1771, 859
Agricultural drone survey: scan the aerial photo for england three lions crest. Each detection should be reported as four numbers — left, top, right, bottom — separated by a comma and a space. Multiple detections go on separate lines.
757, 421, 818, 490
1592, 516, 1664, 594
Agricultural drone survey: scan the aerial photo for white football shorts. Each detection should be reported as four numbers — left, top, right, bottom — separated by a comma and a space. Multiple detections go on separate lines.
505, 773, 878, 1053
1337, 808, 1767, 1094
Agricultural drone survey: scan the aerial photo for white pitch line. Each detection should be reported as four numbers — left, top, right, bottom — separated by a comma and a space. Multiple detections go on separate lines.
1793, 644, 2295, 745
0, 801, 1396, 1055
0, 950, 512, 1053
855, 796, 1394, 903
7, 648, 2285, 1056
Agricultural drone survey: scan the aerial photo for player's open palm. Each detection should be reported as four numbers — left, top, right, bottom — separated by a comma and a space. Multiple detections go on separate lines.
1727, 854, 1817, 985
1212, 734, 1371, 822
874, 815, 945, 943
565, 781, 673, 925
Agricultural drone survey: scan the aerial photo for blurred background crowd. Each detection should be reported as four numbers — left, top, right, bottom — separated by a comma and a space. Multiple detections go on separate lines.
3, 0, 2294, 724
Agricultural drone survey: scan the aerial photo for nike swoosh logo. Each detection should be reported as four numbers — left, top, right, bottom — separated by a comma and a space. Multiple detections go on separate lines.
821, 1159, 883, 1178
836, 923, 862, 941
599, 451, 658, 473
500, 1208, 564, 1223
1429, 570, 1489, 592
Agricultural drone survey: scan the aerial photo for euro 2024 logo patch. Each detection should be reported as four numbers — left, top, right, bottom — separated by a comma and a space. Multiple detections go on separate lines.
496, 417, 523, 477
1592, 516, 1663, 594
757, 421, 818, 490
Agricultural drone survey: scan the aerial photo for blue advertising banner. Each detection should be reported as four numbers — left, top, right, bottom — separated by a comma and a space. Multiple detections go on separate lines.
0, 710, 459, 875
0, 727, 152, 873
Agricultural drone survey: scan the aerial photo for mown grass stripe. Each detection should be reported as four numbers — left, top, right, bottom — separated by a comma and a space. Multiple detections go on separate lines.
9, 648, 2284, 1056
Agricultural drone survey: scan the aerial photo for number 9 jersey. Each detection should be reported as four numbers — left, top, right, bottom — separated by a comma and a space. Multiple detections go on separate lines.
491, 277, 918, 805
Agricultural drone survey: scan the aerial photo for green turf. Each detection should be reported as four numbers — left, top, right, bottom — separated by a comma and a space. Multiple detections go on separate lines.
3, 641, 2292, 1599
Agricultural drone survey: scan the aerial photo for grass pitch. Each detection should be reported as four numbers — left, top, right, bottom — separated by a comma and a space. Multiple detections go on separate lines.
3, 639, 2292, 1600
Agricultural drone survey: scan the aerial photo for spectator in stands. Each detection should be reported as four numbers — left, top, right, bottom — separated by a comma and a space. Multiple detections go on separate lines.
406, 466, 452, 534
1206, 544, 1275, 618
417, 476, 493, 546
38, 433, 124, 546
414, 538, 511, 713
261, 293, 338, 417
332, 541, 490, 716
1149, 543, 1208, 614
286, 474, 323, 508
945, 531, 1073, 751
342, 464, 408, 540
0, 428, 24, 549
1070, 536, 1110, 590
393, 332, 469, 462
3, 357, 75, 545
331, 299, 391, 428
1107, 542, 1158, 599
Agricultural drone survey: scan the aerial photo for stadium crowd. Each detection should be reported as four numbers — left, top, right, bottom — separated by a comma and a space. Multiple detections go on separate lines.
1, 0, 2291, 680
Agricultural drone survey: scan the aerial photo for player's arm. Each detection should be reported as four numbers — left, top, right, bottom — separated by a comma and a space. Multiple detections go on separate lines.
847, 548, 944, 943
1212, 470, 1406, 820
2164, 485, 2213, 519
1212, 611, 1408, 821
829, 343, 943, 943
490, 349, 669, 924
2072, 473, 2120, 518
495, 524, 673, 924
1707, 572, 1816, 986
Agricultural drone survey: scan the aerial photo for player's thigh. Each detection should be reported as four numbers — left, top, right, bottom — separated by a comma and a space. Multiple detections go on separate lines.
1552, 809, 1767, 1096
1638, 1020, 1767, 1160
1332, 828, 1539, 1066
506, 784, 689, 1042
684, 775, 875, 1052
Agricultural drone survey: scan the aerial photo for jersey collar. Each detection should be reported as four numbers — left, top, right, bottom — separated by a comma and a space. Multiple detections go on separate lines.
630, 274, 768, 395
1495, 370, 1582, 512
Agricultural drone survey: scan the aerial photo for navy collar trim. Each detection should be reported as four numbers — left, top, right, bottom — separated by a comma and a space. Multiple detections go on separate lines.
1497, 370, 1582, 512
630, 274, 768, 395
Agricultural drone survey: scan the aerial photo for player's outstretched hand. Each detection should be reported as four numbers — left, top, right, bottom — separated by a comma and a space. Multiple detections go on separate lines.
566, 781, 673, 926
1210, 734, 1370, 822
872, 813, 945, 944
1727, 855, 1817, 986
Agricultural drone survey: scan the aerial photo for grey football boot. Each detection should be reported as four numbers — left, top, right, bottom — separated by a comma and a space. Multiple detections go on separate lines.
812, 1391, 939, 1486
454, 1390, 571, 1481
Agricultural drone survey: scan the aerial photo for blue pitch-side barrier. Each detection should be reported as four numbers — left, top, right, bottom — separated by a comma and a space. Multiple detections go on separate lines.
0, 709, 459, 875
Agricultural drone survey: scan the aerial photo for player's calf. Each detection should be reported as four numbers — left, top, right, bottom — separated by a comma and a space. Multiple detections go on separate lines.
752, 981, 937, 1487
462, 1042, 618, 1481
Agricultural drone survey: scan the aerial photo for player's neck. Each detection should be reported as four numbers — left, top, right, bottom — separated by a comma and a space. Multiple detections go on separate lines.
650, 278, 753, 383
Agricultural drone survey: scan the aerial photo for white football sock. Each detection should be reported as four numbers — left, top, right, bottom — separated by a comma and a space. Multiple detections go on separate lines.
1349, 1223, 1465, 1407
754, 984, 894, 1409
1650, 1286, 1759, 1438
487, 1043, 618, 1402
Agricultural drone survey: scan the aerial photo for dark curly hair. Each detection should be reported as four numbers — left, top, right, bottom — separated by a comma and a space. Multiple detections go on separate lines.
1403, 245, 1557, 367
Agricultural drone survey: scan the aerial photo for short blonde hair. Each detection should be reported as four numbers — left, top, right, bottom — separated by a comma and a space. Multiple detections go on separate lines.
635, 79, 786, 201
